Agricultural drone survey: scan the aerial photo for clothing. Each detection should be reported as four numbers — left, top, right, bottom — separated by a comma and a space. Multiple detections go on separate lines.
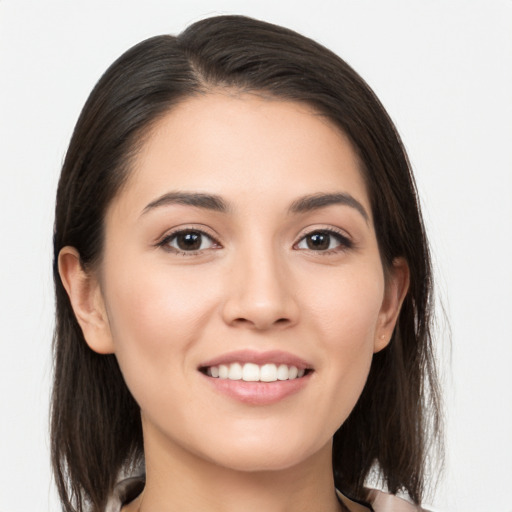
106, 476, 432, 512
338, 489, 432, 511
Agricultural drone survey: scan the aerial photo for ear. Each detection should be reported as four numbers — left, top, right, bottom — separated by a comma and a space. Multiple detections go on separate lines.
374, 257, 410, 353
58, 246, 115, 354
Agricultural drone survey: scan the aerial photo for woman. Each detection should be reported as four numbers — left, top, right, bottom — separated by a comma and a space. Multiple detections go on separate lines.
52, 15, 442, 512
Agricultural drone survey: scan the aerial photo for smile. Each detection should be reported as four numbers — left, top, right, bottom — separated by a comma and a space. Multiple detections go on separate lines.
204, 362, 307, 382
198, 350, 314, 405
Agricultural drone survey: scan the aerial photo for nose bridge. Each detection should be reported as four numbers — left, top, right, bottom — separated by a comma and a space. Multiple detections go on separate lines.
222, 231, 298, 329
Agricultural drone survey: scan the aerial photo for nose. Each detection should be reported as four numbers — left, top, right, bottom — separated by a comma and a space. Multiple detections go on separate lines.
221, 244, 299, 330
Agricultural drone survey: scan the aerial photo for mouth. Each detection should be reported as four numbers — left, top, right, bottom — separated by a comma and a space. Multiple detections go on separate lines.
197, 350, 314, 405
199, 362, 312, 382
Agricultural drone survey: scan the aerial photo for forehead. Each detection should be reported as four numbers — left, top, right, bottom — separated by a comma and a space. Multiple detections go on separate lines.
109, 92, 371, 220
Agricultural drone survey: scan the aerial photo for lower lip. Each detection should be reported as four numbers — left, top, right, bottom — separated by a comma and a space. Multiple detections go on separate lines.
201, 373, 312, 405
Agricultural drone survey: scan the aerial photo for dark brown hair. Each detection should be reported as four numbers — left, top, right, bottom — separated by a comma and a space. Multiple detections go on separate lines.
52, 14, 442, 512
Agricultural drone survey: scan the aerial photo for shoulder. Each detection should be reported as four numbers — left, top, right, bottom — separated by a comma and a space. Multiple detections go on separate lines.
105, 476, 145, 512
337, 488, 435, 512
109, 479, 435, 512
367, 488, 435, 511
368, 489, 429, 512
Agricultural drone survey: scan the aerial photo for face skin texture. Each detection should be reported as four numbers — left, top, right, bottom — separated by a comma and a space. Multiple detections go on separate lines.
59, 92, 408, 512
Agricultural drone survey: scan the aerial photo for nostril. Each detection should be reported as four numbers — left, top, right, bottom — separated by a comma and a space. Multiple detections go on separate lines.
230, 316, 291, 329
232, 317, 251, 325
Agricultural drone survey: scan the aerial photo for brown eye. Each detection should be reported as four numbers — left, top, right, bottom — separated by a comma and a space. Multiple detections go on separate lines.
296, 230, 351, 252
163, 230, 216, 252
176, 232, 202, 250
305, 232, 330, 250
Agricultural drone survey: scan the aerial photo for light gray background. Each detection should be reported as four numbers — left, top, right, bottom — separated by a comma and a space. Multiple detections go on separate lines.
1, 1, 511, 511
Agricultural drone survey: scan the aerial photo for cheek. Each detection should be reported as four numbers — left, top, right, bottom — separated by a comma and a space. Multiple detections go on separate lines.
106, 259, 217, 341
306, 262, 384, 347
102, 259, 219, 401
303, 263, 384, 421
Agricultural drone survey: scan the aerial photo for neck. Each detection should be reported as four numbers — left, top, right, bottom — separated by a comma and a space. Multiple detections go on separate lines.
133, 423, 342, 512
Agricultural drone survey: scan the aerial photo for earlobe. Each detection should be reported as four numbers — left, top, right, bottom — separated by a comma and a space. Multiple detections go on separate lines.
58, 246, 115, 354
374, 257, 410, 353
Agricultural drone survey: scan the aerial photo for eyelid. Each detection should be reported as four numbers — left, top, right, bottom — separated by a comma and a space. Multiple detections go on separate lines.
155, 225, 222, 254
293, 225, 354, 252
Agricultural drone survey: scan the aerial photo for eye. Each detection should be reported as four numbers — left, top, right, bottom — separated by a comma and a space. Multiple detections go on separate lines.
158, 229, 219, 254
295, 230, 352, 252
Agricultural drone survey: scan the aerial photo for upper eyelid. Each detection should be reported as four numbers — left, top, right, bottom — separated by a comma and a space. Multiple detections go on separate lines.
156, 229, 222, 257
157, 225, 221, 245
293, 227, 354, 254
295, 225, 352, 242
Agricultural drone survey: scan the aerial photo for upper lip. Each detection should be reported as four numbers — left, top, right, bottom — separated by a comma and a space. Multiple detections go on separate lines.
199, 349, 313, 370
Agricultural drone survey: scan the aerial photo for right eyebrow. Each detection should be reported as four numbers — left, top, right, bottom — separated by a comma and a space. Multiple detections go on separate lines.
288, 192, 369, 223
141, 191, 229, 216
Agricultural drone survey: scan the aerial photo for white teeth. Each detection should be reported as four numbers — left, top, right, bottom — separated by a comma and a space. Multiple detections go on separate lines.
206, 362, 307, 382
218, 364, 229, 379
242, 363, 260, 382
260, 363, 277, 382
228, 362, 243, 380
276, 364, 289, 380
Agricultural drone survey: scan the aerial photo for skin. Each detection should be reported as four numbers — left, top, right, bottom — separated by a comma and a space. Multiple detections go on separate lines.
59, 92, 409, 512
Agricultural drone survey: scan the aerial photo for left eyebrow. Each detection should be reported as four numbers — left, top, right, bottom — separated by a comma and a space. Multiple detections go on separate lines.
141, 191, 229, 216
288, 193, 369, 222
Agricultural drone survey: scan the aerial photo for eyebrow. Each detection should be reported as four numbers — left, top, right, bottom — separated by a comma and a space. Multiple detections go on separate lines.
288, 193, 369, 222
141, 190, 369, 222
142, 191, 229, 215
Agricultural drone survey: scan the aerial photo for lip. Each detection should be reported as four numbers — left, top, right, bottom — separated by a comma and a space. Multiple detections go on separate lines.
198, 350, 314, 405
198, 349, 313, 370
200, 372, 312, 405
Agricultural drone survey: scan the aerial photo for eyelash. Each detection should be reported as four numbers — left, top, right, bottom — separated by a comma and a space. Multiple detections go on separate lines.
156, 227, 353, 256
294, 227, 353, 255
156, 227, 220, 256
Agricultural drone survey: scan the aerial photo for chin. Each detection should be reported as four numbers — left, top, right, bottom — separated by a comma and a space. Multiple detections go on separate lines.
194, 430, 330, 473
207, 449, 313, 473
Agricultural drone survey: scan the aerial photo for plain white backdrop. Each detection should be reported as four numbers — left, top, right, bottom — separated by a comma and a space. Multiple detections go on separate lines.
1, 1, 511, 511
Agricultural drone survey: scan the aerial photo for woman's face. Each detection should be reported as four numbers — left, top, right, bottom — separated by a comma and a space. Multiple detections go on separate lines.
79, 93, 406, 472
